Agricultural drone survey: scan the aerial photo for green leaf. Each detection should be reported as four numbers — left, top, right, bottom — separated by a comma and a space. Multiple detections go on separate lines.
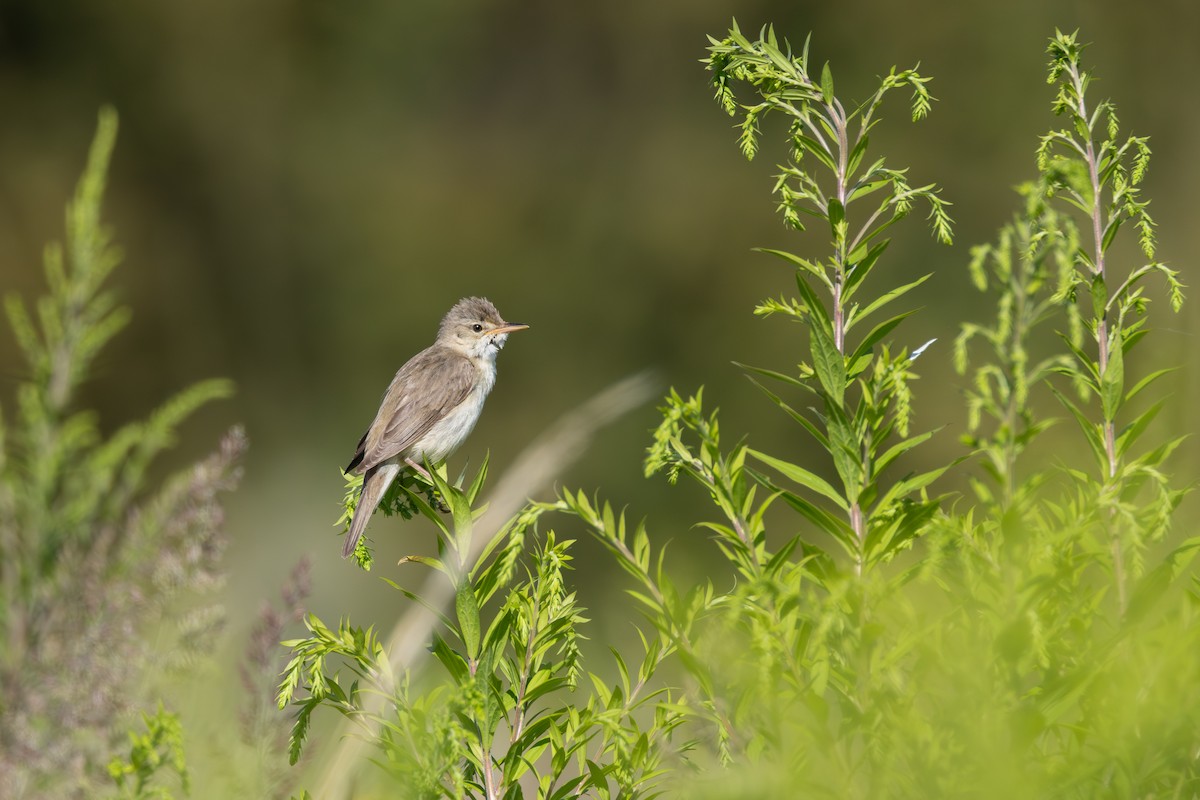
864, 498, 938, 565
747, 448, 848, 510
809, 321, 846, 404
1090, 273, 1107, 321
479, 608, 514, 677
743, 375, 829, 447
793, 271, 832, 327
847, 309, 918, 370
1124, 367, 1176, 405
1049, 386, 1108, 471
735, 362, 811, 391
1115, 399, 1164, 460
820, 60, 835, 104
455, 579, 481, 662
1057, 333, 1101, 386
843, 240, 891, 302
288, 698, 318, 765
768, 486, 853, 555
870, 464, 950, 514
466, 451, 490, 505
763, 534, 803, 577
387, 578, 458, 633
795, 134, 839, 173
399, 482, 452, 540
847, 133, 870, 178
874, 428, 938, 475
1101, 217, 1122, 252
447, 480, 478, 553
430, 634, 470, 683
846, 274, 931, 332
847, 167, 891, 203
827, 197, 845, 239
755, 247, 833, 290
823, 400, 862, 500
1100, 331, 1124, 421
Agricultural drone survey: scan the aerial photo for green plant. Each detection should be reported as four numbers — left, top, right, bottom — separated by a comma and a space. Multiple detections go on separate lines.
1038, 29, 1186, 615
281, 464, 683, 798
107, 705, 190, 800
337, 462, 461, 571
705, 21, 954, 576
278, 26, 1199, 799
0, 109, 244, 799
954, 183, 1078, 511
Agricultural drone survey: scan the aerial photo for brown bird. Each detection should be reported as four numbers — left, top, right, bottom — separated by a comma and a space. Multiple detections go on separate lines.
342, 297, 528, 558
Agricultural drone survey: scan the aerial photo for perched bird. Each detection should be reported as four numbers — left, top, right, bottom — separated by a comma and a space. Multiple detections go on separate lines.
342, 297, 528, 558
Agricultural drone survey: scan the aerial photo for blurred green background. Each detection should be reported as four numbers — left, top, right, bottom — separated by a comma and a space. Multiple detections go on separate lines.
1, 0, 1197, 766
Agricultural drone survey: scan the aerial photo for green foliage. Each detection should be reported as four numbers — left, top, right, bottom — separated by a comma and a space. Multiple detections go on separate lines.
954, 183, 1079, 509
707, 21, 952, 245
280, 26, 1199, 800
336, 458, 478, 571
0, 110, 243, 798
107, 705, 190, 800
704, 22, 953, 576
283, 464, 684, 798
1036, 29, 1187, 615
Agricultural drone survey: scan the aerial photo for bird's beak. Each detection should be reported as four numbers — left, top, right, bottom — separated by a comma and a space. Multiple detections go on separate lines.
492, 322, 530, 335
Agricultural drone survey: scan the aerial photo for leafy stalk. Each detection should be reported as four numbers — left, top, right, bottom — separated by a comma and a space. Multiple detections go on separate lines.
1038, 29, 1185, 614
704, 22, 952, 574
1, 109, 241, 798
955, 184, 1078, 509
282, 471, 680, 799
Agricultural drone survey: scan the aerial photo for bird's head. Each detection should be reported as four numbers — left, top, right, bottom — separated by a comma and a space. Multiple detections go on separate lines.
437, 296, 529, 361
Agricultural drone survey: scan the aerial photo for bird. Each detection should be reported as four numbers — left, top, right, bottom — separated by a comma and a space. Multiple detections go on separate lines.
341, 296, 528, 558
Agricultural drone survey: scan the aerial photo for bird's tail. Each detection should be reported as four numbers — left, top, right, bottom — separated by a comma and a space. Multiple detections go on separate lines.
342, 462, 401, 558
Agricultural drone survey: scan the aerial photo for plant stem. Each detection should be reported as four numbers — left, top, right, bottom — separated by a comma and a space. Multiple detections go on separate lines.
482, 756, 499, 800
1001, 248, 1031, 508
510, 582, 543, 744
596, 514, 739, 749
830, 96, 850, 355
823, 98, 870, 570
1070, 60, 1126, 615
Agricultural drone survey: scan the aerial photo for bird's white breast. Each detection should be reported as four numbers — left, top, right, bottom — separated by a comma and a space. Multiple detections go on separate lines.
411, 359, 496, 462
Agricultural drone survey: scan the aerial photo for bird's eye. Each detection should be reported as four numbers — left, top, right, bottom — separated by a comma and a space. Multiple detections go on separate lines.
472, 323, 483, 333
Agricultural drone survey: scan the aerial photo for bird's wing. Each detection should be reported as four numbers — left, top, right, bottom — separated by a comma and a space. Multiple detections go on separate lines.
350, 347, 477, 473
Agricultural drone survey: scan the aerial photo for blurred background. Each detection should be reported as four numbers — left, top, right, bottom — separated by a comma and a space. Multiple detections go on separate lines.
1, 0, 1197, 784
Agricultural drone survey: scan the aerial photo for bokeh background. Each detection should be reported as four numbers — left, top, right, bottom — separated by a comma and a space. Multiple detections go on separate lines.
2, 0, 1198, 785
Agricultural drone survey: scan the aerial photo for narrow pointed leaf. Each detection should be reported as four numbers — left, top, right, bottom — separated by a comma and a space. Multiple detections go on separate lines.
735, 361, 811, 390
1100, 332, 1124, 421
1115, 399, 1164, 460
843, 240, 891, 301
747, 448, 848, 510
744, 376, 830, 448
820, 61, 835, 104
1125, 367, 1175, 405
827, 197, 845, 239
455, 579, 481, 661
846, 274, 931, 332
793, 271, 832, 327
1049, 386, 1108, 470
810, 321, 846, 403
847, 309, 918, 367
875, 428, 939, 474
755, 247, 833, 290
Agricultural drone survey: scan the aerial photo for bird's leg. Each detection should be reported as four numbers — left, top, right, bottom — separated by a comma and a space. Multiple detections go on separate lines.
404, 457, 450, 513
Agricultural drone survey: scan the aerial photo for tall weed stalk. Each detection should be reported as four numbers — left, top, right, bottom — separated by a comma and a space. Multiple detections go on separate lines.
0, 110, 244, 800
